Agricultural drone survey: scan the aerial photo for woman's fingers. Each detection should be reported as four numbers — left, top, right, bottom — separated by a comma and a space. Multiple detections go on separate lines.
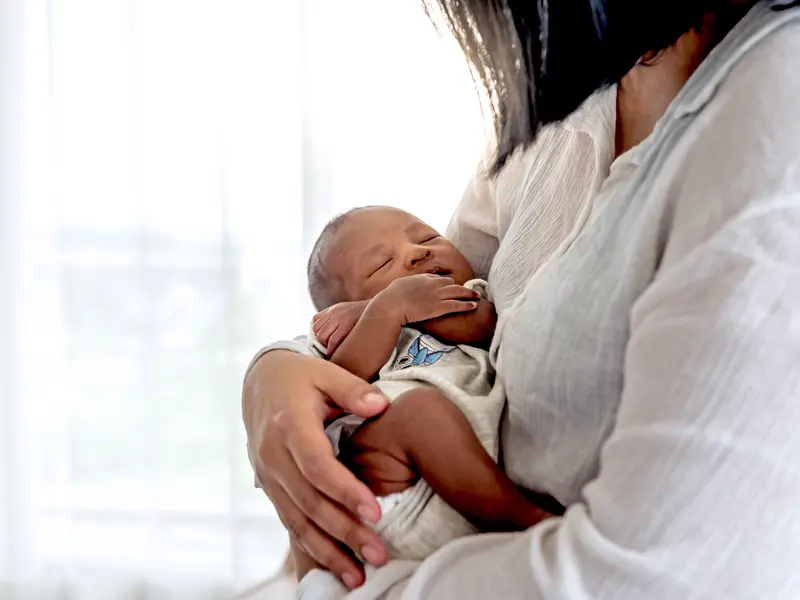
312, 360, 389, 419
277, 446, 387, 566
285, 414, 384, 527
269, 482, 365, 589
246, 353, 392, 581
285, 360, 389, 524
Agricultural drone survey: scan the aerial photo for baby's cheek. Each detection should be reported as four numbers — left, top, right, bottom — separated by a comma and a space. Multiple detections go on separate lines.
349, 279, 380, 302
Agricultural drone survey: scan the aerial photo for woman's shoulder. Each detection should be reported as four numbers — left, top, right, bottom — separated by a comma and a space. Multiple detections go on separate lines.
480, 85, 616, 176
561, 85, 617, 143
720, 4, 799, 98
653, 6, 800, 270
672, 5, 800, 194
670, 1, 800, 124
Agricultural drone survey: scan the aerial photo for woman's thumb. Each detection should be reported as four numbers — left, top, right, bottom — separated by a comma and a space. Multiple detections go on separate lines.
320, 364, 388, 418
349, 390, 389, 418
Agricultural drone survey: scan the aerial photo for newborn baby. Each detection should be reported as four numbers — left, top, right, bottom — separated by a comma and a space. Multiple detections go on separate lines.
304, 206, 551, 564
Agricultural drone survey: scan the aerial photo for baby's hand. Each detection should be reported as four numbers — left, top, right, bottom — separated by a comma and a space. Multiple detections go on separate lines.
312, 300, 370, 354
375, 274, 479, 325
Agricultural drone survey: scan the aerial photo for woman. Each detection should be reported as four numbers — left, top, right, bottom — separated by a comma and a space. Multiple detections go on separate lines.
243, 1, 800, 597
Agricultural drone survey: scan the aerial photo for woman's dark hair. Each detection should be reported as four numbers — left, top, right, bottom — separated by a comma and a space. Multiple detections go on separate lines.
424, 0, 755, 174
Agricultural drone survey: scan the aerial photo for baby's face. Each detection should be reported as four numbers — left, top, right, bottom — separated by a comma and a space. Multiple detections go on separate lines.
327, 207, 476, 302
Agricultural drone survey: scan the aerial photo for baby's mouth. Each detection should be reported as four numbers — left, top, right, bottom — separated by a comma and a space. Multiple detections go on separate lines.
429, 267, 451, 277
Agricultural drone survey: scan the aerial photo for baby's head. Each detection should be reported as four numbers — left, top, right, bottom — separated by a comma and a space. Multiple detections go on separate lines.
307, 206, 475, 311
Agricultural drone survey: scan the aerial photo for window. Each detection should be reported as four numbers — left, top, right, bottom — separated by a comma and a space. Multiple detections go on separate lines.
1, 0, 483, 597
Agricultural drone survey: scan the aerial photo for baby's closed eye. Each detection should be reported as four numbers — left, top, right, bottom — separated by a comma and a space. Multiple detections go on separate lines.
368, 256, 393, 277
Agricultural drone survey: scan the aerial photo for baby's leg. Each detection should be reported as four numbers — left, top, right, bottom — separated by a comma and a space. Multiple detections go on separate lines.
383, 386, 552, 532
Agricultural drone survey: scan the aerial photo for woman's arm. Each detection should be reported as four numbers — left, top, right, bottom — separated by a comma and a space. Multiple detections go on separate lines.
243, 337, 314, 491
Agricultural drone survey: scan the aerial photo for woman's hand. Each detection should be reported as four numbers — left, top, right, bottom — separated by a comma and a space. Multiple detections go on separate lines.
312, 300, 370, 355
242, 350, 390, 588
290, 538, 324, 582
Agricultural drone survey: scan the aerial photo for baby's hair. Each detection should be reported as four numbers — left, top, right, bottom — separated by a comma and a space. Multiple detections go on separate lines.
307, 207, 366, 311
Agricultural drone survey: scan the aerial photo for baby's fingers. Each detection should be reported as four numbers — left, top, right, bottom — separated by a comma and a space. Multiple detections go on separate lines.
312, 311, 331, 335
438, 285, 481, 300
440, 299, 479, 314
316, 321, 339, 348
327, 327, 350, 355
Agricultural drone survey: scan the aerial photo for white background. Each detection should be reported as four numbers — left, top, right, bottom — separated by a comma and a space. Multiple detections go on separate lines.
0, 0, 484, 598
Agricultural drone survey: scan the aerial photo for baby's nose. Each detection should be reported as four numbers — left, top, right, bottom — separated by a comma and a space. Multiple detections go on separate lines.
407, 246, 432, 268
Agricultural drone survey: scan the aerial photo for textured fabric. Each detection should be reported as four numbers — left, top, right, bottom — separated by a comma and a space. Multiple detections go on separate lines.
310, 280, 505, 561
295, 2, 800, 598
447, 87, 617, 314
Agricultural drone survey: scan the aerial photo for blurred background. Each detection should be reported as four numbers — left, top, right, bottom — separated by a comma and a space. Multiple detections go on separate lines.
0, 0, 483, 598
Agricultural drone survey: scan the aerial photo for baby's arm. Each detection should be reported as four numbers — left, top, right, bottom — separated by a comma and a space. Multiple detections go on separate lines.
416, 298, 497, 349
345, 386, 553, 532
327, 275, 480, 381
328, 299, 404, 381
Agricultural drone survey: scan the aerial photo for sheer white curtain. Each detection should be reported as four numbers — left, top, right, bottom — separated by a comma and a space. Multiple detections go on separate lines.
0, 0, 483, 598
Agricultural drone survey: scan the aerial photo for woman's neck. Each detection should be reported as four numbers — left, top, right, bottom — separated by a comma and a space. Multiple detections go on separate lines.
614, 4, 754, 157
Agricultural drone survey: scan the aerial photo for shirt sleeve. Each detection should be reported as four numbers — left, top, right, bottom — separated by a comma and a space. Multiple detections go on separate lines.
445, 165, 500, 281
300, 16, 800, 599
446, 97, 614, 285
243, 336, 312, 381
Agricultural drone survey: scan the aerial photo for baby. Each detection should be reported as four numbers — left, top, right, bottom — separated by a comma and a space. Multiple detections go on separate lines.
304, 205, 553, 564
